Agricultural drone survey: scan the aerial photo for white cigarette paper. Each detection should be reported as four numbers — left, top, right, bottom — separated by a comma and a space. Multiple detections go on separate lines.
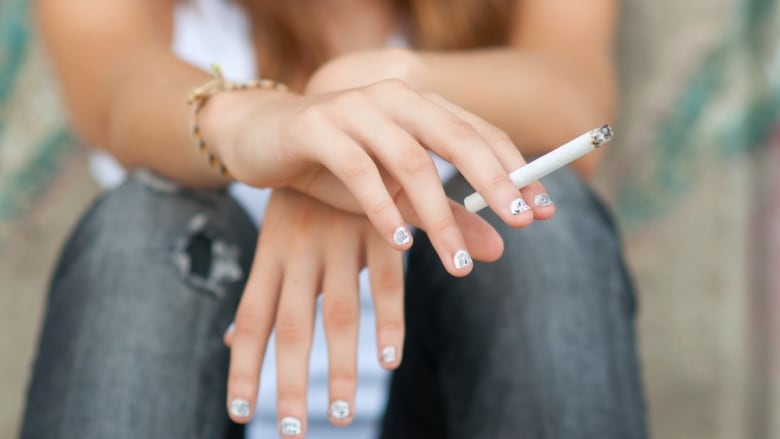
464, 125, 614, 213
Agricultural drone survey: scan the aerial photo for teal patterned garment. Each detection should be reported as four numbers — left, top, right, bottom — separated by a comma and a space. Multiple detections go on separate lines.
0, 0, 77, 243
599, 0, 780, 227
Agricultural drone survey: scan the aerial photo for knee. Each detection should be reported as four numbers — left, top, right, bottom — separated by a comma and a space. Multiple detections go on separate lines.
52, 169, 257, 298
429, 169, 636, 348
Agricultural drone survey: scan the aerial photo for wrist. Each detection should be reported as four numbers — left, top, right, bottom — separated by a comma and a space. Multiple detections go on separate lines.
198, 87, 295, 166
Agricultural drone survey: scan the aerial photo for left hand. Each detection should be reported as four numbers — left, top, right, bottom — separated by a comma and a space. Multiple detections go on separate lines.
223, 189, 503, 435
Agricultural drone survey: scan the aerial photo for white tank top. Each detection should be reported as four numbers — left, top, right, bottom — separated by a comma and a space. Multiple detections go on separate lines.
91, 1, 456, 437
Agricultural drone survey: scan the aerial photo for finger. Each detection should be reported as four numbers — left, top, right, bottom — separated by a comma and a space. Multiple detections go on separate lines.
365, 228, 405, 370
332, 102, 473, 276
447, 199, 505, 261
368, 83, 528, 228
393, 191, 504, 263
321, 226, 361, 426
294, 169, 505, 263
295, 108, 413, 251
426, 95, 555, 221
522, 185, 556, 220
226, 239, 283, 424
274, 253, 320, 438
224, 321, 235, 347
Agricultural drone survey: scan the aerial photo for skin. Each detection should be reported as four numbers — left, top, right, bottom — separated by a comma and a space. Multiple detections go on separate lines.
37, 0, 617, 436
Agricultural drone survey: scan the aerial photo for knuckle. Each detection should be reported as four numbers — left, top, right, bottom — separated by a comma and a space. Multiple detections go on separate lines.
487, 172, 510, 193
485, 127, 513, 146
234, 307, 264, 334
371, 78, 412, 96
329, 371, 358, 387
447, 119, 478, 140
275, 315, 307, 345
399, 150, 433, 176
277, 387, 307, 403
372, 267, 403, 293
284, 107, 327, 147
431, 216, 459, 237
367, 196, 395, 221
337, 154, 374, 181
378, 321, 404, 336
228, 374, 258, 395
290, 106, 327, 132
324, 297, 358, 329
333, 90, 367, 108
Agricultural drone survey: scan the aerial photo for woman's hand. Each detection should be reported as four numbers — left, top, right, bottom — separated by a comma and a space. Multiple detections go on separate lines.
204, 73, 554, 276
223, 189, 503, 435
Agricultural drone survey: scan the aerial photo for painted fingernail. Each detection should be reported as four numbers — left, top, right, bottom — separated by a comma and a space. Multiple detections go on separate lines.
510, 198, 531, 215
280, 416, 303, 436
393, 226, 411, 246
230, 399, 251, 418
534, 194, 553, 208
330, 400, 351, 420
224, 322, 235, 337
381, 346, 397, 364
453, 250, 472, 270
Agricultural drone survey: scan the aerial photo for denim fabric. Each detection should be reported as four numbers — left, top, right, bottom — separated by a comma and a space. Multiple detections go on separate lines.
382, 171, 647, 439
21, 169, 646, 439
21, 171, 253, 439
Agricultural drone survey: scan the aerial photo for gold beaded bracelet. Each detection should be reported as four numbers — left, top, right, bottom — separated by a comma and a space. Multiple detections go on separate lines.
187, 64, 288, 179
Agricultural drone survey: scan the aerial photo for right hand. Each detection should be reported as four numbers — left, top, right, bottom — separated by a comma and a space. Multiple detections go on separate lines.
204, 79, 552, 275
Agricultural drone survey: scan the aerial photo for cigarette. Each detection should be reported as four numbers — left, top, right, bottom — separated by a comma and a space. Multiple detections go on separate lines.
464, 125, 614, 213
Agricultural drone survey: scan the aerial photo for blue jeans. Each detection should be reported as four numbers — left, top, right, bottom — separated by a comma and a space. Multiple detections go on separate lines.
21, 169, 647, 438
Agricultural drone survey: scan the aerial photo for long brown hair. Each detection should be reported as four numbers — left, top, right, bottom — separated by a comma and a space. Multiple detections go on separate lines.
239, 0, 516, 86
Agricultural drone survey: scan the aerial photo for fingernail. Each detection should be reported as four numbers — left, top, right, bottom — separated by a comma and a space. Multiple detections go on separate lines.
224, 322, 235, 336
280, 416, 303, 436
329, 400, 351, 420
453, 250, 472, 270
534, 194, 553, 208
381, 346, 397, 364
510, 198, 530, 215
393, 226, 411, 246
230, 399, 251, 418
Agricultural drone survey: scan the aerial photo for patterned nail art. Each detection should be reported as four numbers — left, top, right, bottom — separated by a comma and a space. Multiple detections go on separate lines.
230, 399, 251, 418
280, 417, 302, 436
393, 226, 411, 246
453, 250, 473, 270
534, 194, 553, 208
510, 198, 531, 215
330, 400, 351, 420
381, 346, 397, 364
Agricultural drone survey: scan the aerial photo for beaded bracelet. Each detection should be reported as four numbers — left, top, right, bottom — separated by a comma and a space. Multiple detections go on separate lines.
187, 64, 288, 179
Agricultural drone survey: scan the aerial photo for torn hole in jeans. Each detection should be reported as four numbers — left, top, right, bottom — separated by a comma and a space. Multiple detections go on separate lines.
172, 213, 243, 297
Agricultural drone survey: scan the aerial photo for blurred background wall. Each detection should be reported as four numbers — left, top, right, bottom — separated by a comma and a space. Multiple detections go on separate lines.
1, 0, 779, 437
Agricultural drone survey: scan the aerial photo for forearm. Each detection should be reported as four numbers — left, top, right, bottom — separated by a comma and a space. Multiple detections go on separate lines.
104, 50, 229, 187
35, 0, 287, 188
415, 49, 616, 175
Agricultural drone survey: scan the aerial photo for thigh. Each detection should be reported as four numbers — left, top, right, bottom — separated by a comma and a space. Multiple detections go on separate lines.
21, 170, 256, 439
382, 170, 647, 439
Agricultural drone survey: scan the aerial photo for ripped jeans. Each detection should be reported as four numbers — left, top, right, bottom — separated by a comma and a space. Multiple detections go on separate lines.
21, 169, 647, 439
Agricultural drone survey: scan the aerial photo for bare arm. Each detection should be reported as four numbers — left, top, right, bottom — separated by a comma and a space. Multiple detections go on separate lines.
422, 0, 617, 175
35, 0, 284, 187
307, 0, 617, 176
